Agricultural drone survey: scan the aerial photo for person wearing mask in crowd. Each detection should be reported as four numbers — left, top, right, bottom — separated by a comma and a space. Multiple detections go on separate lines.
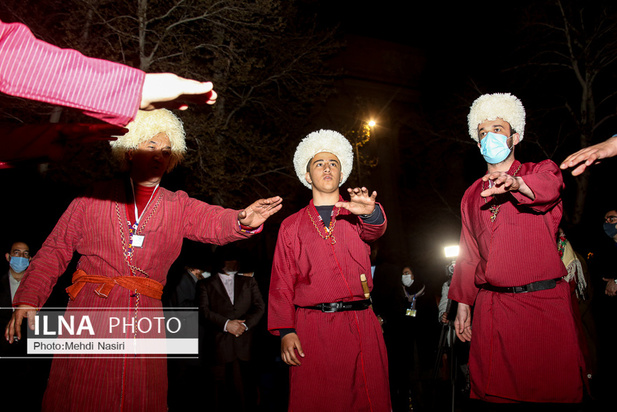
4, 108, 282, 412
268, 129, 391, 412
449, 93, 585, 410
0, 241, 47, 409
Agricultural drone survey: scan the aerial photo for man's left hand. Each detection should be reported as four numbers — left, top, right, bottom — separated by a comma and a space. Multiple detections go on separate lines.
335, 187, 377, 216
238, 196, 283, 228
602, 278, 617, 297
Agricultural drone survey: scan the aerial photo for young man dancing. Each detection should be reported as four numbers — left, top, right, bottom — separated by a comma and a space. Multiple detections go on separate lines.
268, 129, 391, 412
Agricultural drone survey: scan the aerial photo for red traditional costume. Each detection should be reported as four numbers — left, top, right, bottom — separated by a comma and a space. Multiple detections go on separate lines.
448, 159, 585, 403
0, 20, 143, 126
14, 179, 255, 412
268, 199, 391, 412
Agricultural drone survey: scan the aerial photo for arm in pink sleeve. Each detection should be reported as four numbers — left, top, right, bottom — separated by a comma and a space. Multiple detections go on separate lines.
0, 20, 144, 126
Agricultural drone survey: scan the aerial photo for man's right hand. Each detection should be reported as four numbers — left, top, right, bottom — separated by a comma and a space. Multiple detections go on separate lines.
281, 333, 304, 366
454, 303, 472, 342
5, 305, 37, 343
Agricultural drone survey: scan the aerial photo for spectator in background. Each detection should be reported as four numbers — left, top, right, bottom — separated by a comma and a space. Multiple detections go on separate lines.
197, 245, 265, 412
0, 241, 47, 410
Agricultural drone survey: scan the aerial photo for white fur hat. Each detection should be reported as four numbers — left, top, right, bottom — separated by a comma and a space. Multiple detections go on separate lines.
467, 93, 526, 142
293, 129, 354, 189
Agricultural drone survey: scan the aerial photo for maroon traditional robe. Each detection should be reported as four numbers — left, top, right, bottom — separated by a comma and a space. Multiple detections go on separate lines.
449, 160, 585, 403
268, 199, 391, 412
14, 179, 254, 412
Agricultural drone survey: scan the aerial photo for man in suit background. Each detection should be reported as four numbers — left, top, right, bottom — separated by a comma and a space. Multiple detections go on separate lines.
197, 245, 265, 412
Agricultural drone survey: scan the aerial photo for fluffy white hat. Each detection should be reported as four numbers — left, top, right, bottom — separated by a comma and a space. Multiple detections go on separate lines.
467, 93, 526, 142
293, 129, 354, 189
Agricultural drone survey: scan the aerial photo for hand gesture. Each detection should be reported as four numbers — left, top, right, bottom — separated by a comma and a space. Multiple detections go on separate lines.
140, 73, 218, 111
238, 196, 283, 228
480, 172, 535, 200
480, 172, 520, 197
454, 303, 472, 342
226, 319, 247, 337
281, 333, 304, 366
335, 187, 377, 216
560, 135, 617, 176
5, 305, 37, 344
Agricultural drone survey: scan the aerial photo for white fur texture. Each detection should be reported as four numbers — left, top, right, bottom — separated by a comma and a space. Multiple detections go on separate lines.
467, 93, 526, 142
293, 129, 354, 189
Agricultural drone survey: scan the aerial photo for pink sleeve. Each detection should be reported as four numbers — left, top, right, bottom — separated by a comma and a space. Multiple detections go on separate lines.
13, 197, 86, 308
0, 21, 145, 126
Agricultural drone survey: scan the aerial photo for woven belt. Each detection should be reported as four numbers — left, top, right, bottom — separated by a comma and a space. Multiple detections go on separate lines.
299, 299, 371, 313
481, 278, 561, 294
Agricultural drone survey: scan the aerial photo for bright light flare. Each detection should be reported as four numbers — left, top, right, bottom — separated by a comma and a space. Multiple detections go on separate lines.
367, 120, 376, 127
444, 245, 459, 258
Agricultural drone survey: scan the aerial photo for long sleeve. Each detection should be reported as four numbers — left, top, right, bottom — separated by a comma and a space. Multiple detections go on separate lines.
197, 279, 229, 331
13, 196, 87, 308
0, 21, 144, 126
358, 203, 387, 243
268, 223, 299, 335
510, 160, 563, 211
244, 278, 265, 330
449, 193, 482, 306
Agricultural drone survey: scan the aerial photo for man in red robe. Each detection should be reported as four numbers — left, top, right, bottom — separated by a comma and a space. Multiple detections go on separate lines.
4, 109, 282, 412
449, 93, 585, 408
268, 129, 391, 412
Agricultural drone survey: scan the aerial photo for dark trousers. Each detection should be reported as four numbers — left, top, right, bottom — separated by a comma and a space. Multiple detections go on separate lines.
212, 359, 256, 412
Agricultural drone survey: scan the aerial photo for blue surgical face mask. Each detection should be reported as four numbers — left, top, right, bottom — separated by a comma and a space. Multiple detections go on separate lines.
603, 222, 617, 239
9, 256, 29, 273
480, 132, 512, 164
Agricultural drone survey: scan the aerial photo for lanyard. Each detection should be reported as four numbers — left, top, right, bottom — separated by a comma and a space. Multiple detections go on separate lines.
130, 179, 159, 225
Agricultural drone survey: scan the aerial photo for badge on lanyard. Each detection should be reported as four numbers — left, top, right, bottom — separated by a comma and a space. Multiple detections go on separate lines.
132, 234, 145, 248
405, 295, 417, 317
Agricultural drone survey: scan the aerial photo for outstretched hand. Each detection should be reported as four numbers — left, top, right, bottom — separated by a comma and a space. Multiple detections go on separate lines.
480, 172, 535, 200
140, 73, 218, 111
335, 187, 377, 216
560, 135, 617, 176
238, 196, 283, 228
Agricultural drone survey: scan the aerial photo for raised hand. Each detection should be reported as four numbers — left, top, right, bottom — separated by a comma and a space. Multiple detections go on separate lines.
480, 172, 535, 200
238, 196, 283, 228
140, 73, 218, 111
560, 135, 617, 176
335, 187, 377, 216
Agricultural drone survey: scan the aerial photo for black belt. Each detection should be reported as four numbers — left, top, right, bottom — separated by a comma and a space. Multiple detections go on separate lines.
481, 278, 561, 294
298, 299, 371, 313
